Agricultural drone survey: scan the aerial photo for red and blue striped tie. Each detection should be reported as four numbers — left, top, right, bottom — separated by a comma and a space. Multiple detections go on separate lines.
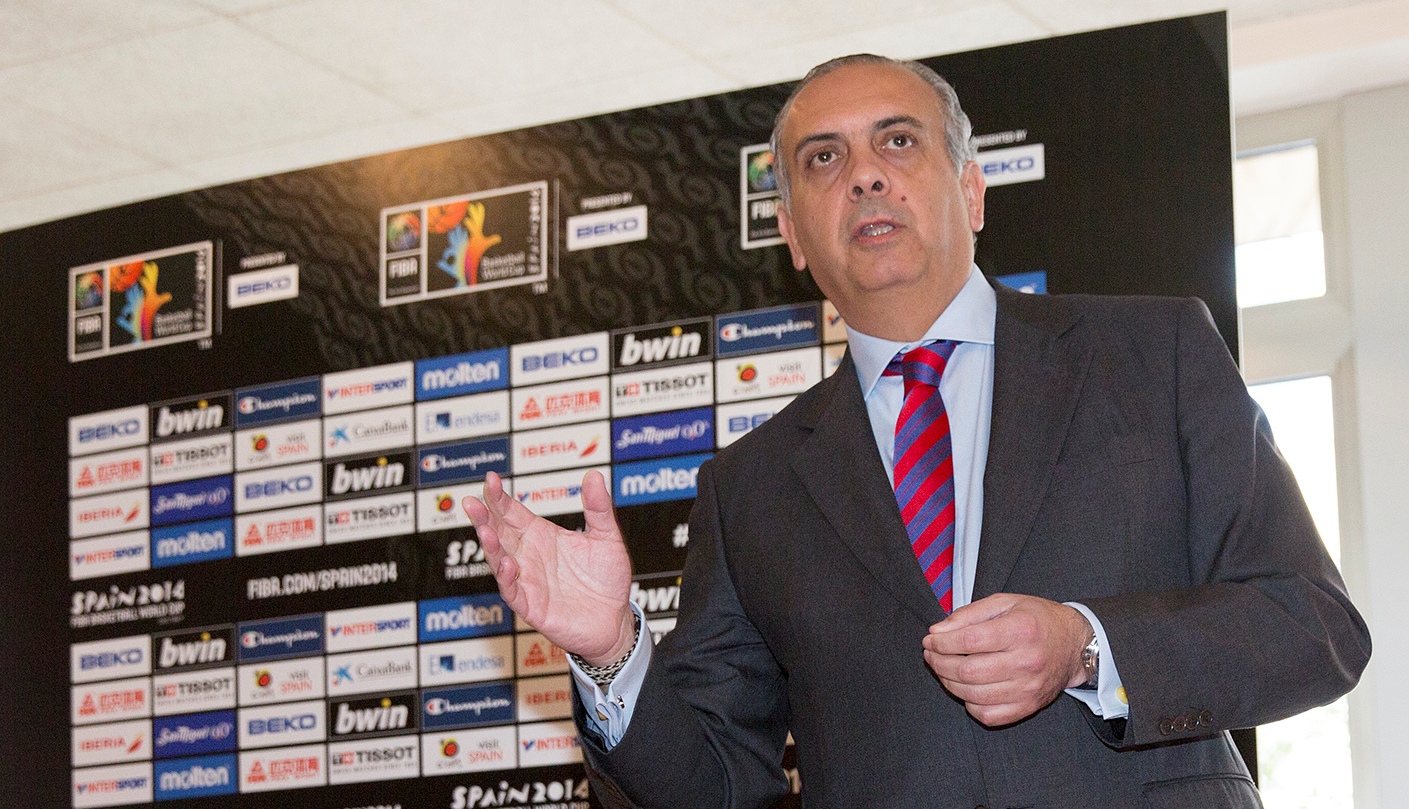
886, 341, 960, 613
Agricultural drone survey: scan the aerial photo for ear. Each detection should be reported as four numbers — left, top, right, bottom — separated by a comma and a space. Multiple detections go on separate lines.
776, 203, 808, 272
960, 161, 986, 234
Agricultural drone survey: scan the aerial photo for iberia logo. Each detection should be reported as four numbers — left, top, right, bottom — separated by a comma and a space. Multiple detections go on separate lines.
431, 201, 502, 287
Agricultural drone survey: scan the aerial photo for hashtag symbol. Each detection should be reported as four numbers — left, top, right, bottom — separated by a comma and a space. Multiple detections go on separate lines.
672, 523, 689, 548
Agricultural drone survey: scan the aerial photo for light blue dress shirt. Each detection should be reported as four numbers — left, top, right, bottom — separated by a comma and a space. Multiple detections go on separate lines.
571, 265, 1128, 747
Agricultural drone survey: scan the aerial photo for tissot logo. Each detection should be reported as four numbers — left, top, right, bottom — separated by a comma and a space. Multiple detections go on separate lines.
324, 451, 411, 499
152, 669, 236, 716
323, 491, 414, 545
151, 393, 232, 442
611, 318, 711, 369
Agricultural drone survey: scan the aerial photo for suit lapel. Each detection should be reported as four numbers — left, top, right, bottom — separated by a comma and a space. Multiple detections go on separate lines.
790, 354, 946, 626
973, 286, 1091, 598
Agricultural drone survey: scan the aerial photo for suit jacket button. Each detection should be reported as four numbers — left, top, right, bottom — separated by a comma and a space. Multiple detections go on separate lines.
1200, 709, 1213, 726
1159, 718, 1173, 735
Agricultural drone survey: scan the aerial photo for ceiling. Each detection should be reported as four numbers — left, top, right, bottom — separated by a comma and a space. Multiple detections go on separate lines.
3, 0, 1408, 234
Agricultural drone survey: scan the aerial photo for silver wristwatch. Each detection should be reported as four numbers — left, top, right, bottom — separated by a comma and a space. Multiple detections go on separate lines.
1078, 633, 1100, 690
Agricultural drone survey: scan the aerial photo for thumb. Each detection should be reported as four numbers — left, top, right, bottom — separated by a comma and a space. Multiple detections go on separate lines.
931, 593, 1015, 633
580, 470, 622, 541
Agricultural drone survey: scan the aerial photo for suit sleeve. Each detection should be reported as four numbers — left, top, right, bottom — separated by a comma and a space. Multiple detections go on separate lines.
1080, 297, 1371, 748
576, 460, 791, 808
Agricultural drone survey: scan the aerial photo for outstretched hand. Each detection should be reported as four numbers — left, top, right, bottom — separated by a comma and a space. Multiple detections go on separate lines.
921, 593, 1092, 727
463, 470, 636, 666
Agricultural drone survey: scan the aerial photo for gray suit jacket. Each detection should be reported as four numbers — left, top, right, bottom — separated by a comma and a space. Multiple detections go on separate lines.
577, 286, 1370, 808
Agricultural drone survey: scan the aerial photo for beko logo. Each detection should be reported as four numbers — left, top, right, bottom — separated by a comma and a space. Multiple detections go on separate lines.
521, 347, 597, 372
79, 420, 140, 444
248, 713, 317, 734
566, 205, 648, 251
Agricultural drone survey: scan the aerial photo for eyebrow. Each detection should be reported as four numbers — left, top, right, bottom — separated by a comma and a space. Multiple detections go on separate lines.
791, 115, 928, 159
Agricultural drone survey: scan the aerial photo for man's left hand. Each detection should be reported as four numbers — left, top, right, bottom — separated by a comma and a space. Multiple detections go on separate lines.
922, 593, 1092, 727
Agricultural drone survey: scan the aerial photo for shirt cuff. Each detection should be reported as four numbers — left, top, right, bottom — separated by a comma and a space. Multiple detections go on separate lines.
1063, 602, 1130, 720
568, 600, 653, 749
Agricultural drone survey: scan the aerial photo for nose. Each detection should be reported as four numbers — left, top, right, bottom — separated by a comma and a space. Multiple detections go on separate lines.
848, 153, 889, 200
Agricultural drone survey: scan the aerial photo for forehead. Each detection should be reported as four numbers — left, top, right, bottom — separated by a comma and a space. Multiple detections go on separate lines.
781, 63, 946, 147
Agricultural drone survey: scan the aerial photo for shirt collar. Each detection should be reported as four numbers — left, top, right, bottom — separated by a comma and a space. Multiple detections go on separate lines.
847, 264, 997, 399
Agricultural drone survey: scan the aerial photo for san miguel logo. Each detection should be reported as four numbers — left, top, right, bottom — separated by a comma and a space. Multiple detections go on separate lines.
611, 318, 712, 370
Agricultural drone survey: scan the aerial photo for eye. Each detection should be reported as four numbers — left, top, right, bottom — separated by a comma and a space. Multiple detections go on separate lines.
808, 150, 837, 167
887, 133, 914, 148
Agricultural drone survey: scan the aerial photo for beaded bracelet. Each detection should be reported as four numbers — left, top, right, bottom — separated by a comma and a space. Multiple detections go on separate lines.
570, 611, 642, 686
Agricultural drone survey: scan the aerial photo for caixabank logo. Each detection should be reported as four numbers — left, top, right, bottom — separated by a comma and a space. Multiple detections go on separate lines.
417, 348, 510, 400
329, 691, 419, 739
149, 475, 232, 527
324, 405, 415, 458
154, 754, 237, 800
235, 377, 321, 428
715, 302, 820, 358
149, 392, 232, 443
238, 614, 324, 662
614, 453, 710, 506
154, 625, 234, 672
417, 389, 510, 444
324, 451, 413, 500
327, 646, 418, 696
610, 318, 712, 371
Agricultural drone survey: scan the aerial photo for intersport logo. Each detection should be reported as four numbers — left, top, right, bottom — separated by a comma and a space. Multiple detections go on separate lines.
325, 602, 418, 653
322, 362, 415, 415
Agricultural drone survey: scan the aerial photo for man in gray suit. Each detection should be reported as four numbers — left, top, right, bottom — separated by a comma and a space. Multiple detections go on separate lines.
464, 54, 1369, 807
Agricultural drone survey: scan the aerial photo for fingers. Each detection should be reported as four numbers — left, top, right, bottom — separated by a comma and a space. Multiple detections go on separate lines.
930, 592, 1017, 634
580, 470, 622, 541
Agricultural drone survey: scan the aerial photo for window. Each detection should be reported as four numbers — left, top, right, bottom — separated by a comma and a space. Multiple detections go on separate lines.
1234, 143, 1326, 307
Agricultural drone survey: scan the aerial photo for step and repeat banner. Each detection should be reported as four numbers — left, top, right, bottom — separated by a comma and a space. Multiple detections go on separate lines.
0, 15, 1234, 809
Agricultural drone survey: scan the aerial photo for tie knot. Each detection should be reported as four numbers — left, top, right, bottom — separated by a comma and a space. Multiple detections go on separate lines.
886, 340, 959, 389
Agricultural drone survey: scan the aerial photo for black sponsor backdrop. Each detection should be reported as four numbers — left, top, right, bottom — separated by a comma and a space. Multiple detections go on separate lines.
0, 16, 1234, 808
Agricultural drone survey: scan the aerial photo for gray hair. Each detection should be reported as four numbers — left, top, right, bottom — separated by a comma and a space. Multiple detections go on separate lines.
768, 54, 976, 209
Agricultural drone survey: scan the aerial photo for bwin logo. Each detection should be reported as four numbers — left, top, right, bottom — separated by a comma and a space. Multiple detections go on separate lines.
336, 700, 409, 734
330, 459, 405, 495
159, 634, 227, 668
618, 327, 702, 366
157, 402, 225, 437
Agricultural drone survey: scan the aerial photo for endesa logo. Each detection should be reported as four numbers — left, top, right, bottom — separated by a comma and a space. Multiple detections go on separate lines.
322, 362, 414, 415
566, 204, 648, 251
715, 302, 821, 357
72, 762, 153, 808
416, 390, 509, 444
420, 636, 514, 687
152, 518, 232, 567
510, 332, 609, 386
150, 392, 233, 442
72, 634, 151, 684
416, 347, 510, 400
154, 710, 236, 758
237, 614, 324, 662
155, 754, 237, 799
611, 407, 713, 462
417, 436, 510, 487
614, 453, 710, 506
977, 142, 1045, 187
234, 377, 321, 427
239, 699, 326, 749
419, 594, 512, 643
149, 475, 233, 527
70, 405, 148, 456
611, 317, 711, 370
421, 682, 516, 730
